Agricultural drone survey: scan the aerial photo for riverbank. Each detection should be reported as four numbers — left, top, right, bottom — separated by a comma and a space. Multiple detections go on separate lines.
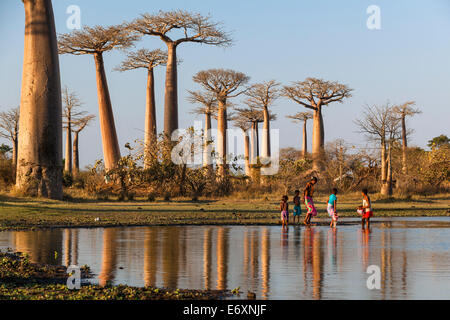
0, 193, 449, 231
0, 251, 229, 300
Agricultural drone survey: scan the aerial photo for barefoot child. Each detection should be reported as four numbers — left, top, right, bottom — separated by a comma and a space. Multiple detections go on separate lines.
292, 190, 302, 224
280, 195, 289, 228
328, 188, 338, 228
359, 188, 373, 229
303, 177, 318, 225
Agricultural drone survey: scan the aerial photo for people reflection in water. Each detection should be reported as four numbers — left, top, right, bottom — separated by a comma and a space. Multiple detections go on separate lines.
358, 227, 372, 270
302, 227, 323, 299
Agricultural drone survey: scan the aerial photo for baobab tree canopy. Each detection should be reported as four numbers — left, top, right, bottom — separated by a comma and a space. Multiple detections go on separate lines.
192, 69, 250, 100
115, 49, 167, 71
188, 90, 218, 116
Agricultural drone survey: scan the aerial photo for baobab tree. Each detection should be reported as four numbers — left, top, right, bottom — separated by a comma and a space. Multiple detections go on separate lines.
192, 69, 250, 177
115, 49, 168, 167
233, 118, 251, 177
0, 107, 20, 171
72, 114, 96, 176
58, 25, 139, 170
188, 90, 217, 169
17, 0, 62, 199
128, 10, 232, 137
355, 104, 401, 196
245, 80, 280, 163
283, 78, 353, 171
286, 111, 313, 159
62, 87, 87, 174
392, 101, 421, 174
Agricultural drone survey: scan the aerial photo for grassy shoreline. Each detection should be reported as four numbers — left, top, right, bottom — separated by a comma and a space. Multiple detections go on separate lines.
0, 193, 449, 231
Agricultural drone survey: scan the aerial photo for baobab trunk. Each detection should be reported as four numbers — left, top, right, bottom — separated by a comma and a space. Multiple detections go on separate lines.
164, 43, 178, 137
93, 52, 121, 170
64, 124, 72, 173
144, 68, 156, 168
216, 100, 227, 177
12, 135, 18, 173
72, 131, 79, 176
250, 122, 258, 164
203, 112, 213, 170
243, 131, 250, 177
302, 119, 307, 158
312, 108, 325, 171
380, 141, 390, 196
261, 107, 271, 159
401, 116, 407, 174
16, 0, 62, 199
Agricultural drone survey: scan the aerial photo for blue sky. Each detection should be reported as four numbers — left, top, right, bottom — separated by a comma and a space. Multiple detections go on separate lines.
1, 0, 449, 168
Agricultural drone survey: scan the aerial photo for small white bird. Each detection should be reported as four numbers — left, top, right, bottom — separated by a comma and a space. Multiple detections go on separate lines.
94, 217, 100, 222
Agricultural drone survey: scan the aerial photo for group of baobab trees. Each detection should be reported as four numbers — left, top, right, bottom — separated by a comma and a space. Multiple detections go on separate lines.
14, 0, 419, 200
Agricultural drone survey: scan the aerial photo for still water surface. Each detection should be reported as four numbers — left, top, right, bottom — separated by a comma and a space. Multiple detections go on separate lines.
1, 217, 450, 299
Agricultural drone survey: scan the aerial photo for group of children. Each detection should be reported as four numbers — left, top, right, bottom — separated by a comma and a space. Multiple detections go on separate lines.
279, 177, 373, 229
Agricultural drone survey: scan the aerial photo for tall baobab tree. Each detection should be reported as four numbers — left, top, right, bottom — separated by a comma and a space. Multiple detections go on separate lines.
233, 118, 251, 177
283, 78, 352, 171
0, 107, 20, 171
58, 25, 139, 170
188, 91, 217, 169
392, 101, 421, 174
128, 10, 232, 137
72, 114, 95, 176
245, 80, 280, 163
355, 104, 401, 196
62, 87, 87, 174
192, 69, 250, 177
286, 111, 313, 159
115, 49, 167, 167
17, 0, 62, 199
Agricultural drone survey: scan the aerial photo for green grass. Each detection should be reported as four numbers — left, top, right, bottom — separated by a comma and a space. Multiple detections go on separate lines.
0, 193, 449, 231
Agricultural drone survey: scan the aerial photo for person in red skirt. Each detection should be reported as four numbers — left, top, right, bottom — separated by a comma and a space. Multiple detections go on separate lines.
357, 188, 373, 229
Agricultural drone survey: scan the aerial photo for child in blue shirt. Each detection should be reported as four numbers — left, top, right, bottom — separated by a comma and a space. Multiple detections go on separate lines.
327, 188, 338, 228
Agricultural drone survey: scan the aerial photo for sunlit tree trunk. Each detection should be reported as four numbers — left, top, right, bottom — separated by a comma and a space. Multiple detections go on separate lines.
401, 116, 408, 175
12, 131, 18, 173
302, 119, 307, 158
144, 68, 156, 168
250, 122, 258, 165
380, 140, 390, 196
312, 108, 325, 171
16, 0, 62, 199
72, 131, 79, 176
243, 131, 250, 177
164, 43, 178, 137
203, 112, 213, 170
261, 107, 270, 159
64, 123, 72, 173
93, 52, 121, 170
216, 99, 227, 177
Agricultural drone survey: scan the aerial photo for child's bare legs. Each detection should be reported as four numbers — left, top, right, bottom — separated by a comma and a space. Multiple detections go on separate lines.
304, 213, 310, 225
366, 218, 370, 229
361, 218, 366, 229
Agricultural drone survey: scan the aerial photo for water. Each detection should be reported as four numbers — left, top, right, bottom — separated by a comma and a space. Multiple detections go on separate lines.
1, 217, 450, 299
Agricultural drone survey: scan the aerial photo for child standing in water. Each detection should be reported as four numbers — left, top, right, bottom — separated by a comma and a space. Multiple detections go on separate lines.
280, 195, 289, 228
358, 188, 373, 229
303, 177, 318, 225
292, 190, 302, 224
327, 188, 338, 228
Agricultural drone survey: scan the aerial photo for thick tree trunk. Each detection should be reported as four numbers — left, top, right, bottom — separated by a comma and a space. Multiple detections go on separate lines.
261, 106, 270, 160
216, 99, 228, 177
250, 122, 258, 164
12, 135, 18, 173
401, 116, 407, 174
380, 140, 390, 196
64, 124, 72, 173
144, 68, 156, 168
93, 52, 121, 171
163, 43, 178, 137
243, 130, 250, 177
72, 130, 79, 176
385, 143, 393, 196
16, 0, 62, 199
302, 119, 307, 158
203, 112, 213, 170
312, 108, 324, 171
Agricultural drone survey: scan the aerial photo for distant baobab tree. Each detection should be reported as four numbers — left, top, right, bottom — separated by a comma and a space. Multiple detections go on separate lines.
58, 25, 139, 171
283, 78, 353, 172
245, 80, 280, 163
17, 0, 62, 199
192, 69, 250, 177
392, 101, 421, 174
355, 104, 401, 196
115, 49, 168, 167
233, 118, 251, 177
62, 87, 89, 175
0, 107, 20, 171
128, 10, 232, 137
72, 114, 96, 176
286, 111, 313, 159
188, 90, 217, 170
